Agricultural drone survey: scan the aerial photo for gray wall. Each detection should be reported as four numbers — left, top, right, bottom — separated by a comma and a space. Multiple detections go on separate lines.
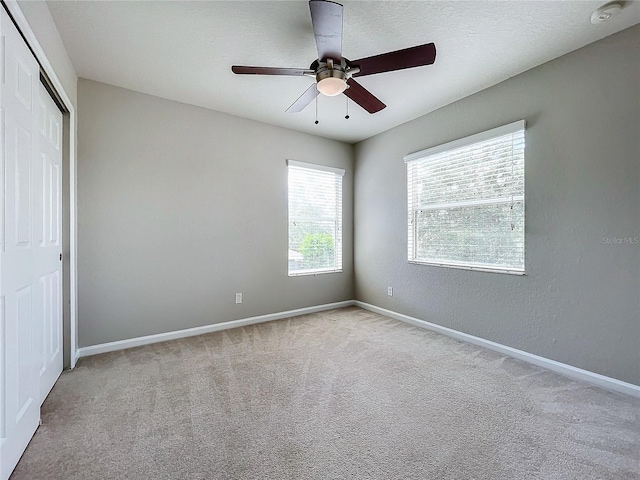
354, 26, 640, 385
77, 79, 353, 347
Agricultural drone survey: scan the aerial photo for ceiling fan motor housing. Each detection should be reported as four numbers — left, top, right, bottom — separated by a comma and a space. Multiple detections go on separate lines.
313, 58, 358, 96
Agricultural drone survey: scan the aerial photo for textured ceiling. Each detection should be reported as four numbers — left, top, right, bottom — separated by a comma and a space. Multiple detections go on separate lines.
46, 1, 640, 144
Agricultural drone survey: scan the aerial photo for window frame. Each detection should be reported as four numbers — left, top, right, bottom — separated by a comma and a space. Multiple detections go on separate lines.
287, 159, 344, 277
404, 120, 526, 275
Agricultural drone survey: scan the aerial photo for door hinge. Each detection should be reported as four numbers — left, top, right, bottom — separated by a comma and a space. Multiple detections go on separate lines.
59, 253, 63, 261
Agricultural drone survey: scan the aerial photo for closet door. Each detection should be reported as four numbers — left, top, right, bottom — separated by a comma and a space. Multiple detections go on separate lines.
37, 82, 63, 404
0, 9, 42, 480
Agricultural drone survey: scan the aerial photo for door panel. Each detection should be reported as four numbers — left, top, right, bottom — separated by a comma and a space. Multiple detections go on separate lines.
49, 161, 61, 246
14, 126, 31, 247
48, 270, 61, 364
15, 285, 32, 419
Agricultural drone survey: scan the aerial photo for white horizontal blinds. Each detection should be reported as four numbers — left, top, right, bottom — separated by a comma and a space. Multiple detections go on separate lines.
288, 161, 343, 275
406, 122, 525, 272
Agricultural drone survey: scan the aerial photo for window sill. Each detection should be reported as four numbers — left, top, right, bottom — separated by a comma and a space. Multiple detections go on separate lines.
408, 260, 525, 276
288, 269, 343, 277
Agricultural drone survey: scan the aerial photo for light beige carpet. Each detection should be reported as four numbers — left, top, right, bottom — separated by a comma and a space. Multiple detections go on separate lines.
11, 307, 640, 479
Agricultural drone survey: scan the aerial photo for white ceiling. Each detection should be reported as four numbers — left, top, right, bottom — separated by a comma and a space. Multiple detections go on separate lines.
46, 1, 639, 144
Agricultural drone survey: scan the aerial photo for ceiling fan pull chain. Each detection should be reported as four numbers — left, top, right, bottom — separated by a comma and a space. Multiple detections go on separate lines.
315, 94, 319, 124
345, 96, 350, 120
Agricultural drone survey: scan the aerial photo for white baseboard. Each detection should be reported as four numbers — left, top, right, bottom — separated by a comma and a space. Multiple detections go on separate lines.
77, 300, 355, 358
355, 301, 640, 398
76, 298, 638, 398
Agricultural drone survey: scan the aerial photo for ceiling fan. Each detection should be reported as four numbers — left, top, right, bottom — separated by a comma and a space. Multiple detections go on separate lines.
231, 0, 436, 115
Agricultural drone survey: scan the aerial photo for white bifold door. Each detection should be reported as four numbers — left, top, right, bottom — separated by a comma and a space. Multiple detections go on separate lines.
36, 81, 63, 403
0, 8, 63, 480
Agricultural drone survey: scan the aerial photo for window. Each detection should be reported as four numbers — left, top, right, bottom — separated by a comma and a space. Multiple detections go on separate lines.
405, 120, 525, 274
288, 160, 344, 276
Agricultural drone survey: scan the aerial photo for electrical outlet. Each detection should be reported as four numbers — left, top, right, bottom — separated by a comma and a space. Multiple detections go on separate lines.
235, 293, 242, 304
387, 286, 393, 297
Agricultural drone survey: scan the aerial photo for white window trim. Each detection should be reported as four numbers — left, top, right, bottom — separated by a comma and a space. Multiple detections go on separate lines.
287, 159, 345, 177
404, 120, 526, 163
405, 120, 526, 274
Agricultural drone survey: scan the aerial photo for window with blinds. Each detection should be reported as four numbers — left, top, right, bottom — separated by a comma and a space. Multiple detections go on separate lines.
288, 160, 344, 276
405, 120, 525, 274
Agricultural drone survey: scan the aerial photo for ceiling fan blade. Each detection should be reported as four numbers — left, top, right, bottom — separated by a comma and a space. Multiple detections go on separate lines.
309, 0, 343, 62
343, 78, 385, 114
232, 66, 314, 76
351, 43, 436, 78
286, 84, 320, 113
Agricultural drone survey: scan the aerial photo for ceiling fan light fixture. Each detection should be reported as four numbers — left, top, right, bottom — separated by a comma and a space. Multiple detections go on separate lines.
317, 77, 347, 96
316, 68, 347, 96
